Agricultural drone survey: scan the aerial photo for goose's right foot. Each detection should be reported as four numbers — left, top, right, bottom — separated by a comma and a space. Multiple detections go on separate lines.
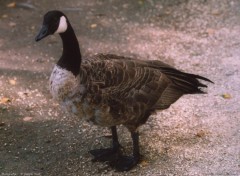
89, 126, 121, 162
89, 147, 121, 162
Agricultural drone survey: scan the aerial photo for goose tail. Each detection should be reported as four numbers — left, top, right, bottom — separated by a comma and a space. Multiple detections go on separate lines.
162, 68, 213, 94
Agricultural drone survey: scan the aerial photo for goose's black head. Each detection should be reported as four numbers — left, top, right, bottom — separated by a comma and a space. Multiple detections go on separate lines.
35, 10, 68, 41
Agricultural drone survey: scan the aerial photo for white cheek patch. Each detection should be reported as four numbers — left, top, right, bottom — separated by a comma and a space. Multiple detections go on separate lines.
55, 16, 68, 34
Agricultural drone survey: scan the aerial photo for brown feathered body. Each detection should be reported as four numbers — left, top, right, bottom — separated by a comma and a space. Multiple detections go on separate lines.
37, 10, 213, 171
50, 53, 211, 132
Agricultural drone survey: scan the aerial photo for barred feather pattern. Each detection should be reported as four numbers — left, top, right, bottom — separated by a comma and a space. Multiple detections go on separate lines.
50, 54, 212, 131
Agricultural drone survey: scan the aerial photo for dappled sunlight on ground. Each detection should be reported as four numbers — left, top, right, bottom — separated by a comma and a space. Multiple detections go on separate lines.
0, 0, 239, 175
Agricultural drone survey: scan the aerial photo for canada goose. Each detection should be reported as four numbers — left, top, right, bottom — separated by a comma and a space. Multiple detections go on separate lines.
35, 10, 212, 171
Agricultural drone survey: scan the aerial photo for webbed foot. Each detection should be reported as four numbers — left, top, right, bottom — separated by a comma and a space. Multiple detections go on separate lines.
89, 148, 120, 162
110, 155, 140, 171
89, 127, 141, 172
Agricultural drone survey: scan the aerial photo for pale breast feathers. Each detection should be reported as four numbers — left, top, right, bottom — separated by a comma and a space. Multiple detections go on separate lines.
49, 65, 81, 101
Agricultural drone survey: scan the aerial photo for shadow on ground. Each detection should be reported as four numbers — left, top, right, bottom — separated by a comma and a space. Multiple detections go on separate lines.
0, 0, 239, 175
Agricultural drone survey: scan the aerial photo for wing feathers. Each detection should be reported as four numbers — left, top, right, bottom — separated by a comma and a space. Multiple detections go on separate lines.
81, 54, 212, 112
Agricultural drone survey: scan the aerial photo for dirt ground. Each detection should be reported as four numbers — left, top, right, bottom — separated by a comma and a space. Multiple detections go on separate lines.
0, 0, 239, 175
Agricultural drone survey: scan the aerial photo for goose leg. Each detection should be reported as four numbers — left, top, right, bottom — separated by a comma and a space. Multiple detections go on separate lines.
89, 126, 121, 162
112, 131, 141, 171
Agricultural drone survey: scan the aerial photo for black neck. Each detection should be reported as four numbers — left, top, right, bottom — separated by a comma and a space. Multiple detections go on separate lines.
57, 22, 81, 76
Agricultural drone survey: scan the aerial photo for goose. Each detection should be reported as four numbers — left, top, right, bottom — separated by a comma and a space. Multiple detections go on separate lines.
35, 10, 213, 171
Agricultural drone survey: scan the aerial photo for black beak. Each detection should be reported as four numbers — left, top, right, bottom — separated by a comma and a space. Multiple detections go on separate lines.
35, 25, 49, 42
